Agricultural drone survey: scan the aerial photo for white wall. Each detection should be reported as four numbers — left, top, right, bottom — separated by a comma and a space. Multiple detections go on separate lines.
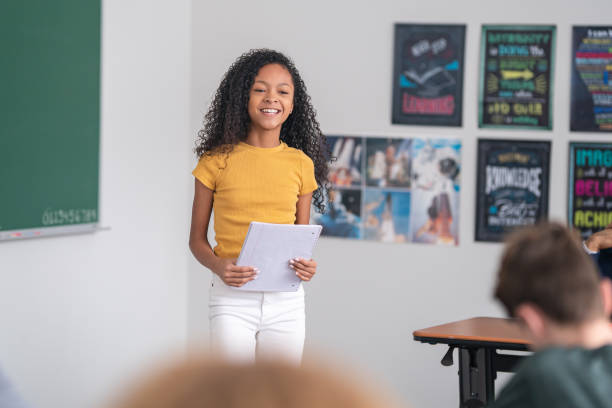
0, 1, 191, 408
189, 1, 612, 407
2, 1, 611, 408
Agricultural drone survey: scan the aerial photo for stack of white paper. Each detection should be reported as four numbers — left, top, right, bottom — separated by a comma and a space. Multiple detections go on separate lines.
236, 222, 322, 292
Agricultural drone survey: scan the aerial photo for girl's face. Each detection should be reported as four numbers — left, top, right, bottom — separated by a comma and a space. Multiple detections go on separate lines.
247, 63, 294, 133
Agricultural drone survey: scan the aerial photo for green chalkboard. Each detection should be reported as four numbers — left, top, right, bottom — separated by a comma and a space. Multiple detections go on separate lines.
0, 0, 101, 240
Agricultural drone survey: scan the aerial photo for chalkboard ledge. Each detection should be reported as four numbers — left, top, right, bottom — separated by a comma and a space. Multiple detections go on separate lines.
0, 224, 109, 242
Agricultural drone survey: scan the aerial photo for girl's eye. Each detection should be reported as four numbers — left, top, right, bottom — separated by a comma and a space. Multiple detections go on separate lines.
253, 89, 265, 93
279, 91, 289, 95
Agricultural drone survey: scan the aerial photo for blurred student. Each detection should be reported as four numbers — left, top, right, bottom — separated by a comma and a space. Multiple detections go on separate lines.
110, 356, 401, 408
490, 222, 612, 408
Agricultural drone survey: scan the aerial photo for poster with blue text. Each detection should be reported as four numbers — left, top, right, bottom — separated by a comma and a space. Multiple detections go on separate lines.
571, 27, 612, 132
392, 24, 465, 126
479, 25, 555, 129
568, 143, 612, 240
475, 139, 550, 242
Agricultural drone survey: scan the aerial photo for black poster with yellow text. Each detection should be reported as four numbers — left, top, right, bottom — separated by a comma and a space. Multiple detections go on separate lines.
479, 25, 555, 130
568, 142, 612, 239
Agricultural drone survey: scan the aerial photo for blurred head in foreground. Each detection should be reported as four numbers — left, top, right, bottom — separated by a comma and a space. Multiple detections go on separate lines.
494, 221, 612, 349
111, 356, 402, 408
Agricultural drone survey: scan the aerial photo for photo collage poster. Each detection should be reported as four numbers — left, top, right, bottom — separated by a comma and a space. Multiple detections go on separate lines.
570, 26, 612, 132
568, 143, 612, 240
392, 24, 466, 126
479, 25, 556, 129
312, 136, 461, 245
475, 139, 551, 242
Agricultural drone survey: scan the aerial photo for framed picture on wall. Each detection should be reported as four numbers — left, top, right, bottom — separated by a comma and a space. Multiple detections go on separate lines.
409, 138, 462, 245
568, 142, 612, 240
478, 25, 556, 130
392, 24, 466, 126
362, 189, 411, 243
312, 135, 462, 245
365, 137, 412, 188
314, 136, 364, 239
327, 136, 364, 187
475, 139, 550, 242
570, 26, 612, 132
362, 137, 412, 243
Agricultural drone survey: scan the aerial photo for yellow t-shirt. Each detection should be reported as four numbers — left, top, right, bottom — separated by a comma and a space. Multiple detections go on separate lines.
192, 141, 318, 259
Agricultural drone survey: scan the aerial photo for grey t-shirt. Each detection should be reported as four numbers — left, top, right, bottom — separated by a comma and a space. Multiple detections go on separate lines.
489, 345, 612, 408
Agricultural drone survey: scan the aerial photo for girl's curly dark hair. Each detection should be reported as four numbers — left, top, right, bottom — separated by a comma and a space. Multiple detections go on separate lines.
195, 49, 330, 213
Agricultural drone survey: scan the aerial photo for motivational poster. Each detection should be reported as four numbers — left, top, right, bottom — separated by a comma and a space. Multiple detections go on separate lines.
568, 143, 612, 240
479, 25, 556, 129
570, 26, 612, 132
392, 24, 466, 126
311, 136, 462, 245
475, 139, 550, 242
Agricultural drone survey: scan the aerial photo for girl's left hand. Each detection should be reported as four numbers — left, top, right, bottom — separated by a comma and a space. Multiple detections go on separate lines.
289, 258, 317, 281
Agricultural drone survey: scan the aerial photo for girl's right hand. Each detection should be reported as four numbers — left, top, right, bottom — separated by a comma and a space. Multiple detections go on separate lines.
213, 258, 258, 287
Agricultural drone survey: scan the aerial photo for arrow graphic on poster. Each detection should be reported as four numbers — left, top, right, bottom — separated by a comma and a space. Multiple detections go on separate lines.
500, 69, 534, 80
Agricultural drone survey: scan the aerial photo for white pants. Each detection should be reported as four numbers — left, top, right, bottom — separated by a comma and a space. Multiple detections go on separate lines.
208, 275, 305, 364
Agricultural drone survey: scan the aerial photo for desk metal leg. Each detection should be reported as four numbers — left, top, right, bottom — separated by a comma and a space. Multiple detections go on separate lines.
433, 343, 526, 408
458, 347, 495, 408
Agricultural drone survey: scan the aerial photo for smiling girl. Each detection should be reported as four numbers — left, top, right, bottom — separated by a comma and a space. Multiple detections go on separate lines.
189, 49, 329, 363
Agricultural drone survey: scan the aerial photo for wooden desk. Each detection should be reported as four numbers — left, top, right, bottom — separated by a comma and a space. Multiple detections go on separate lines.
413, 317, 530, 408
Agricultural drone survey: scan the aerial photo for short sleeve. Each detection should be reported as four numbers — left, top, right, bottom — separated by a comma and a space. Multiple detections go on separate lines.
300, 155, 318, 195
192, 154, 223, 191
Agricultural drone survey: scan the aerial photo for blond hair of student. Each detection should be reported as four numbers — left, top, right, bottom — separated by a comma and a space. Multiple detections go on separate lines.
110, 356, 403, 408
